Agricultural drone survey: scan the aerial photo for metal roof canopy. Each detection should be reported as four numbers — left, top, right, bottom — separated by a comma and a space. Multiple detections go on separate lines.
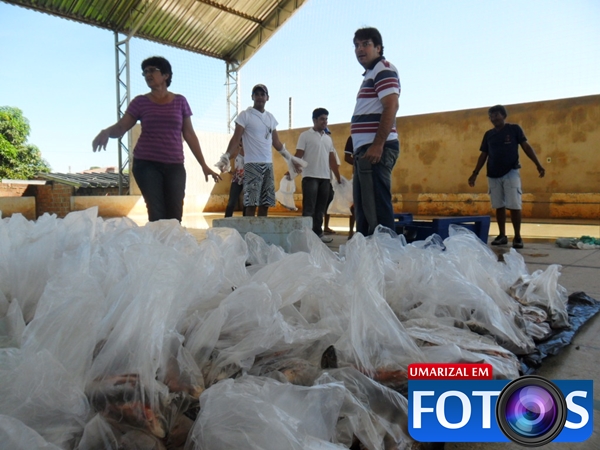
4, 0, 306, 68
5, 0, 306, 192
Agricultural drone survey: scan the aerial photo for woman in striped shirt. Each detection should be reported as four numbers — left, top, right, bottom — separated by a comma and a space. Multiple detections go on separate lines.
92, 56, 221, 222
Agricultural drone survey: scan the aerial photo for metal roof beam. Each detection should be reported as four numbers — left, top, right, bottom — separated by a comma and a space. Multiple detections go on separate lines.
227, 0, 305, 69
195, 0, 261, 24
124, 0, 162, 40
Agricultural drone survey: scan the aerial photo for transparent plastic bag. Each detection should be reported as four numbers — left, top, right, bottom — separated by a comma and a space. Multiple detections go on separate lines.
379, 229, 535, 355
76, 413, 169, 450
287, 228, 344, 271
85, 240, 211, 437
275, 175, 298, 211
335, 233, 425, 383
404, 318, 521, 379
399, 259, 534, 355
157, 331, 205, 399
0, 349, 89, 448
21, 271, 106, 388
75, 414, 119, 450
327, 176, 353, 215
198, 281, 326, 387
187, 376, 346, 450
0, 297, 25, 348
510, 264, 570, 329
245, 231, 286, 267
206, 227, 250, 289
0, 415, 63, 450
5, 213, 59, 322
250, 251, 331, 308
317, 368, 413, 450
445, 226, 525, 312
185, 282, 284, 387
249, 356, 321, 386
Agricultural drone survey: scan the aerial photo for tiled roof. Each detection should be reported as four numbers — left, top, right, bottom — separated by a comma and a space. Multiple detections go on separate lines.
37, 172, 129, 189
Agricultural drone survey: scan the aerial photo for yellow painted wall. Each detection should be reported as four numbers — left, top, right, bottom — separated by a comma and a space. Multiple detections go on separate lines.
3, 96, 597, 221
0, 197, 36, 220
271, 95, 600, 219
73, 195, 147, 218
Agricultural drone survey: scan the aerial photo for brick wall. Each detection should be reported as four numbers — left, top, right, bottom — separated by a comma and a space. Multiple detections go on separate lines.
0, 183, 33, 197
35, 183, 74, 218
76, 187, 121, 196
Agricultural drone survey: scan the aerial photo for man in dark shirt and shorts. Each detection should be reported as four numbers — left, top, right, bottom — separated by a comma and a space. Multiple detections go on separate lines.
468, 105, 545, 249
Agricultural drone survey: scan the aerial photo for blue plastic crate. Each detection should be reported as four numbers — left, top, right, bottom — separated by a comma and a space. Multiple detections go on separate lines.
395, 214, 490, 243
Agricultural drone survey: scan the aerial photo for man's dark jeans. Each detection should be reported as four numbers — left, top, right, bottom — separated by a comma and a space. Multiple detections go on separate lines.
353, 140, 400, 236
132, 158, 186, 222
302, 177, 331, 236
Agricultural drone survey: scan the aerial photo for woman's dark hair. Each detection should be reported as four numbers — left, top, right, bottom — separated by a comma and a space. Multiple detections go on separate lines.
354, 27, 384, 56
141, 56, 173, 87
488, 105, 507, 118
312, 107, 329, 119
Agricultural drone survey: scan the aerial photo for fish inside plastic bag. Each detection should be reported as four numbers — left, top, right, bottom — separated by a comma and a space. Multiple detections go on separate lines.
317, 368, 414, 450
275, 175, 298, 211
0, 208, 593, 450
509, 264, 570, 329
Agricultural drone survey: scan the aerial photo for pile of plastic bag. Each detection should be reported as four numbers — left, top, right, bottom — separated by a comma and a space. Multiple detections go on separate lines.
556, 235, 600, 249
0, 207, 576, 449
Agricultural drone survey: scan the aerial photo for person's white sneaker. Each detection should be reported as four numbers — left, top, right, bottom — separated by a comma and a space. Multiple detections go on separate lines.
320, 235, 333, 243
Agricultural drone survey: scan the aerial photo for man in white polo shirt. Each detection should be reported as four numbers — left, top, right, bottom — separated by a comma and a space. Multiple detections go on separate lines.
295, 108, 341, 241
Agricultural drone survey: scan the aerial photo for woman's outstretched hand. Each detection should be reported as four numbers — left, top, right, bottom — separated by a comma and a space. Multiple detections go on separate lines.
92, 130, 110, 152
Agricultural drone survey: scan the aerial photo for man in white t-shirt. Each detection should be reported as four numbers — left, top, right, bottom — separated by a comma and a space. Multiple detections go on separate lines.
295, 108, 341, 241
221, 84, 303, 216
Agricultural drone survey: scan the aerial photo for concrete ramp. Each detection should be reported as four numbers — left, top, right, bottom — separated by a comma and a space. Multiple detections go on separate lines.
212, 216, 312, 252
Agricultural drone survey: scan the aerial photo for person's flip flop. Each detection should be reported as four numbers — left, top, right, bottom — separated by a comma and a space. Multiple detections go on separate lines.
324, 229, 336, 235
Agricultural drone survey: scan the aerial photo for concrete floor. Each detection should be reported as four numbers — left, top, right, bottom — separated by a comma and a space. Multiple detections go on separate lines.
186, 213, 600, 449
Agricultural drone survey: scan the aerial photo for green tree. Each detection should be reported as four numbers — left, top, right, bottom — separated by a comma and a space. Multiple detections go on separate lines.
0, 106, 51, 179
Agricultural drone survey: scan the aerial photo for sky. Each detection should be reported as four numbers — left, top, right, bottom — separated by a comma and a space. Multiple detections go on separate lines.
0, 0, 599, 174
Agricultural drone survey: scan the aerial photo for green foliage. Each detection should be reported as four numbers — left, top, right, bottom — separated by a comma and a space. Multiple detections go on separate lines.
0, 106, 29, 147
0, 106, 51, 179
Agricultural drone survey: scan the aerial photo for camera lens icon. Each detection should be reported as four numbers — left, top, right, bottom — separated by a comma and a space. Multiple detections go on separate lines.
496, 375, 567, 447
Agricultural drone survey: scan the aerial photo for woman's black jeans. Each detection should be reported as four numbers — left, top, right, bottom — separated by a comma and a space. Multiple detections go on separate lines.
132, 158, 186, 222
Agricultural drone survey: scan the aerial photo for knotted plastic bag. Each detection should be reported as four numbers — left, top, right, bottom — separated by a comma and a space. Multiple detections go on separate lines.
275, 175, 298, 211
327, 176, 353, 215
